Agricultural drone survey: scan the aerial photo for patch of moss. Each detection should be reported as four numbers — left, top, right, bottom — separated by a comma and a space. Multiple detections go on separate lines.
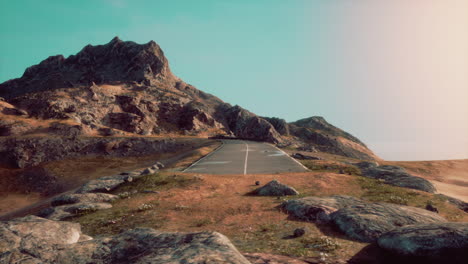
301, 161, 361, 175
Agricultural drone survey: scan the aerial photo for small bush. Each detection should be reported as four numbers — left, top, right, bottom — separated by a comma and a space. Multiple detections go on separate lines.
300, 236, 340, 252
137, 203, 154, 212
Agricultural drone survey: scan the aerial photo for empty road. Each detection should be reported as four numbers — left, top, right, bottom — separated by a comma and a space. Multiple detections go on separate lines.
183, 140, 308, 174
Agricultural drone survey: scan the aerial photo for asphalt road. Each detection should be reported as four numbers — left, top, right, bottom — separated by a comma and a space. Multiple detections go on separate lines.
183, 140, 308, 174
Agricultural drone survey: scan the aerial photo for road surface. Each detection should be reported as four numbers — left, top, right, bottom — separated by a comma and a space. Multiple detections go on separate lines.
183, 140, 308, 174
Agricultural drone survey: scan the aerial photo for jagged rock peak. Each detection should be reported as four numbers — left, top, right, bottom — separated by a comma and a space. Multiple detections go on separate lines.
0, 37, 174, 99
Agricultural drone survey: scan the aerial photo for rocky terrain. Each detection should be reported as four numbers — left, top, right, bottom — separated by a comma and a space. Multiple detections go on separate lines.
0, 37, 377, 161
0, 216, 250, 264
1, 37, 466, 263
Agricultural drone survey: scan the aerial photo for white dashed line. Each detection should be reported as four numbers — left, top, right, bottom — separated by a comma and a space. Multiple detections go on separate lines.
243, 142, 249, 175
182, 141, 225, 172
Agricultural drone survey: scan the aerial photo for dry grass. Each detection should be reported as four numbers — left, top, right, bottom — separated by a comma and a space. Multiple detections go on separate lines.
70, 157, 467, 261
72, 171, 368, 260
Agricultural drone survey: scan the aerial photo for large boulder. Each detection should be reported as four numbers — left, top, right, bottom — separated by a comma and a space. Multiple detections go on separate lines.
377, 223, 468, 264
282, 196, 447, 242
252, 180, 299, 196
281, 195, 367, 223
330, 202, 447, 242
360, 165, 436, 193
0, 217, 251, 264
0, 216, 83, 262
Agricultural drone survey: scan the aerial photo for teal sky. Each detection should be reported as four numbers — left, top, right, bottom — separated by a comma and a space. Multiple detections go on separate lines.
1, 0, 467, 160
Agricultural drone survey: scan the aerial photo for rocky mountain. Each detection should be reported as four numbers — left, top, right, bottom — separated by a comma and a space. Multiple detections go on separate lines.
0, 37, 377, 161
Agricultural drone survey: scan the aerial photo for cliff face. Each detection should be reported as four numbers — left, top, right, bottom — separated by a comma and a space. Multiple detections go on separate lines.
0, 37, 377, 161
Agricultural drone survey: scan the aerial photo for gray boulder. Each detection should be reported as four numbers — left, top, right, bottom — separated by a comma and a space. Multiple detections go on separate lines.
38, 203, 112, 220
0, 216, 84, 263
51, 193, 118, 206
282, 195, 366, 223
360, 165, 436, 193
330, 202, 447, 242
1, 217, 251, 264
252, 180, 298, 196
378, 222, 468, 263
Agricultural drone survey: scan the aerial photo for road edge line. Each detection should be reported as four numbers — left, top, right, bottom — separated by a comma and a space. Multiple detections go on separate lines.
270, 144, 310, 171
182, 140, 225, 173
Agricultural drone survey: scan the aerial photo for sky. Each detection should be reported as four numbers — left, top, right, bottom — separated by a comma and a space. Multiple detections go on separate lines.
1, 0, 467, 161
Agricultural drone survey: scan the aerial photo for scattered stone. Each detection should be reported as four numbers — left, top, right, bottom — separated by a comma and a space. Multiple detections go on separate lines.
193, 175, 204, 181
37, 203, 112, 220
360, 165, 436, 193
75, 178, 125, 193
377, 222, 468, 263
338, 169, 344, 174
425, 204, 438, 213
251, 180, 299, 196
155, 162, 164, 169
141, 167, 157, 175
330, 202, 447, 242
293, 228, 306, 238
255, 181, 260, 186
51, 193, 118, 206
291, 153, 321, 160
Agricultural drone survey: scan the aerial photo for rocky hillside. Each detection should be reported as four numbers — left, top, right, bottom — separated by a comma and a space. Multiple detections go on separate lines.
0, 37, 377, 161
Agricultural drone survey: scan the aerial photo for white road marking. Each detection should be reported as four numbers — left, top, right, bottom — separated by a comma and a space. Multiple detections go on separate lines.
268, 151, 286, 157
269, 144, 309, 171
182, 141, 225, 172
200, 161, 231, 165
243, 142, 249, 175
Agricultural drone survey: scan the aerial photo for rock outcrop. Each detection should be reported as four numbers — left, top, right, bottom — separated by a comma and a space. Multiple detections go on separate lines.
251, 180, 299, 196
37, 163, 162, 220
358, 164, 436, 193
282, 196, 447, 242
0, 217, 251, 264
0, 137, 183, 169
0, 37, 378, 160
377, 223, 468, 263
330, 202, 446, 242
281, 195, 366, 223
0, 37, 173, 100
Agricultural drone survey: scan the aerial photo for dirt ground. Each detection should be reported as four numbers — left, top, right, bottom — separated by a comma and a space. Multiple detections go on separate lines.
386, 159, 468, 202
0, 138, 218, 217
